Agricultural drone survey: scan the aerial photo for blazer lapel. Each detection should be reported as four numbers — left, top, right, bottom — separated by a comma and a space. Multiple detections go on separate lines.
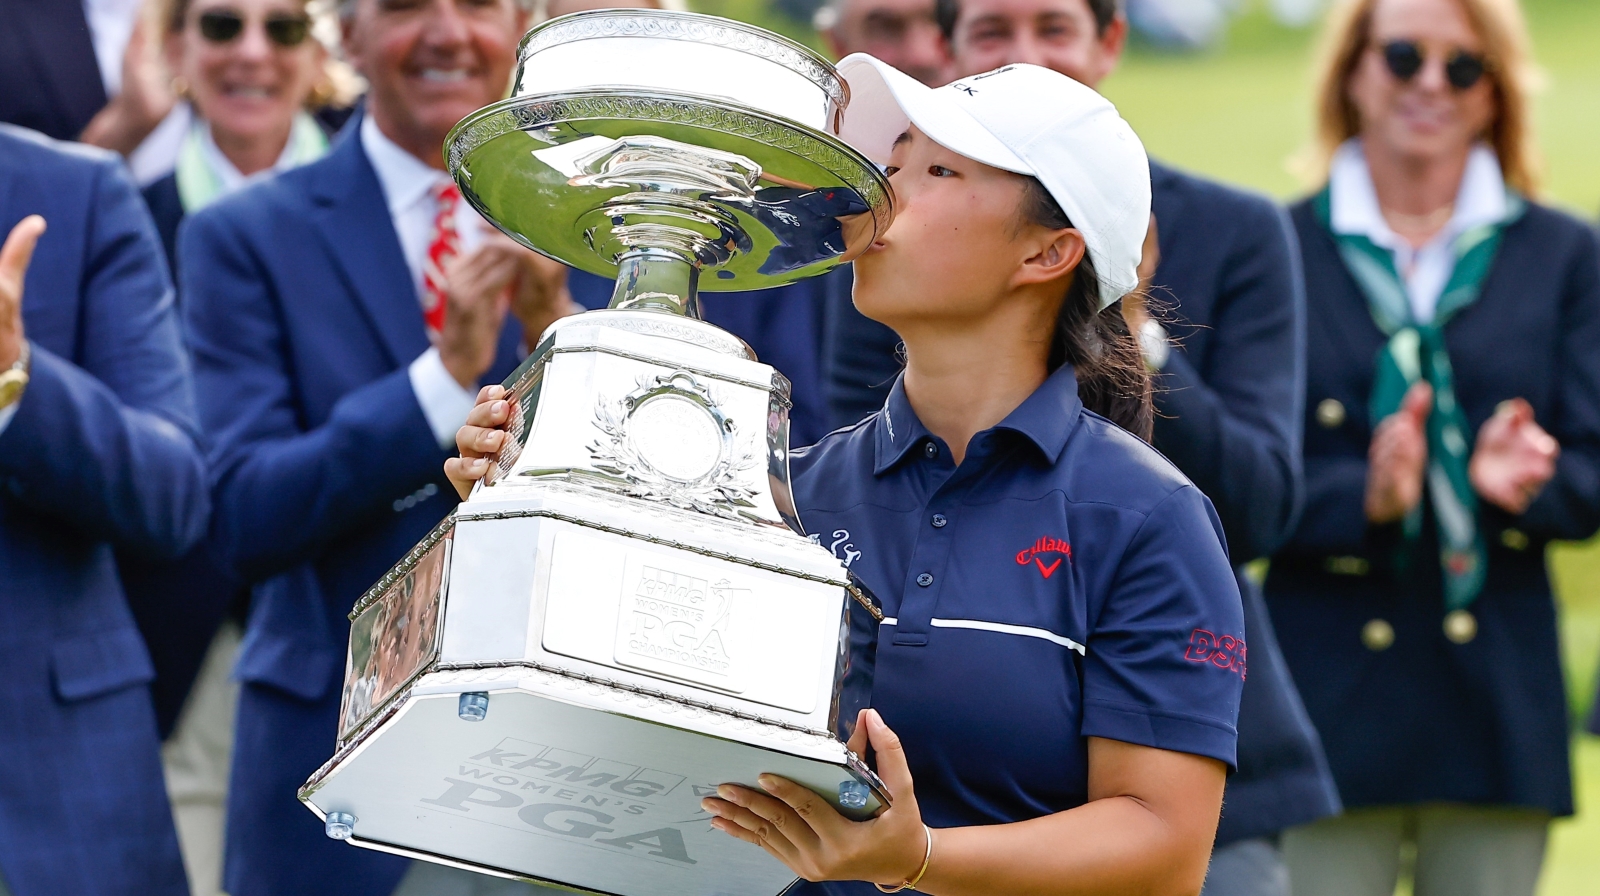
307, 131, 428, 369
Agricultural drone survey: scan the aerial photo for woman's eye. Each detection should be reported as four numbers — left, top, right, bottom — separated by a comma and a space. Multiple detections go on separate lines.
928, 165, 955, 177
883, 166, 901, 177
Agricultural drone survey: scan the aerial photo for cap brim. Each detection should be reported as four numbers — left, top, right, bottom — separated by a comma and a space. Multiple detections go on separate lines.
835, 54, 1032, 177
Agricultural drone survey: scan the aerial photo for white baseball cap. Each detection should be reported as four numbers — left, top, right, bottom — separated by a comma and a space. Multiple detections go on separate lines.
832, 55, 1151, 307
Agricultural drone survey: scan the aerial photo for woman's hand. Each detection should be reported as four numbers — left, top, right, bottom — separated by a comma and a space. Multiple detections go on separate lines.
444, 385, 511, 499
1365, 381, 1431, 523
79, 17, 176, 155
1470, 398, 1559, 515
703, 709, 930, 886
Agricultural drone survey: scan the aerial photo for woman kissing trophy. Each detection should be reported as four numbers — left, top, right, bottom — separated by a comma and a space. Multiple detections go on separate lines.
296, 10, 895, 896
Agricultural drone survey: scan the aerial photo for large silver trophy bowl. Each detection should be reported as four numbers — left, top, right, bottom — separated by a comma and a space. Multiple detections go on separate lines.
297, 11, 895, 896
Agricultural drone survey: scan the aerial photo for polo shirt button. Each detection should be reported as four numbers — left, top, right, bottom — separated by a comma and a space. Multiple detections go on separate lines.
931, 513, 947, 528
923, 442, 938, 459
916, 573, 934, 587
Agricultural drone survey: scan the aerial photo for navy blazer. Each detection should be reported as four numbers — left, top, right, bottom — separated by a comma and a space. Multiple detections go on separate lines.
0, 0, 106, 141
0, 125, 204, 896
820, 161, 1341, 844
1266, 196, 1600, 817
181, 128, 523, 896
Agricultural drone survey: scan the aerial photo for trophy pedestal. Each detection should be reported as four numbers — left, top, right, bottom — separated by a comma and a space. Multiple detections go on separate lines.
301, 314, 884, 896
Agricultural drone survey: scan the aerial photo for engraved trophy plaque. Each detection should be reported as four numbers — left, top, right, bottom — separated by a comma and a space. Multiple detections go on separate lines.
297, 11, 894, 896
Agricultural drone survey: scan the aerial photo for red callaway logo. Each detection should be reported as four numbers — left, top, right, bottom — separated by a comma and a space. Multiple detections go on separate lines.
1184, 629, 1247, 680
1016, 536, 1072, 579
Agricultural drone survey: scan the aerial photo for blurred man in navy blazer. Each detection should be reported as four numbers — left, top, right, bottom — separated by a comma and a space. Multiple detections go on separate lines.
822, 1, 1343, 893
179, 0, 580, 892
0, 124, 208, 896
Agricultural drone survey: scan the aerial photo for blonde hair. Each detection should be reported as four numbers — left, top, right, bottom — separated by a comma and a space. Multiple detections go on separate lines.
1302, 0, 1542, 196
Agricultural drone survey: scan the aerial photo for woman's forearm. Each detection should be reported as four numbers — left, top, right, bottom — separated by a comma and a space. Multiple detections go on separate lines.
917, 794, 1212, 896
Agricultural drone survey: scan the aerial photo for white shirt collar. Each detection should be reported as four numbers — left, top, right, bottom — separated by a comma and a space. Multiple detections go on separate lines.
1329, 138, 1507, 250
1328, 139, 1507, 324
361, 113, 452, 220
196, 116, 308, 194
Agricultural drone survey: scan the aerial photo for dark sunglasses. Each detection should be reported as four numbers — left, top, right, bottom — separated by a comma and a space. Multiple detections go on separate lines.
197, 8, 312, 47
1379, 39, 1489, 91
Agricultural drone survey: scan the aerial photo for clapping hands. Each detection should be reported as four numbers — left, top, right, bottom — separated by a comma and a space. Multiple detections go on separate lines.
1470, 398, 1559, 515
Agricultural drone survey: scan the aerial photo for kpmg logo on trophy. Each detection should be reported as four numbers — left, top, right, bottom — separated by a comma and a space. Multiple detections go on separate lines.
297, 10, 895, 896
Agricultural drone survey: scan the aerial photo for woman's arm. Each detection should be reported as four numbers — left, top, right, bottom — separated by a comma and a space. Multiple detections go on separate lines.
706, 710, 1225, 896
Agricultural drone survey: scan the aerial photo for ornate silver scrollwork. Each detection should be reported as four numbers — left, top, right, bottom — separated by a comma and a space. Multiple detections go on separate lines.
589, 371, 760, 519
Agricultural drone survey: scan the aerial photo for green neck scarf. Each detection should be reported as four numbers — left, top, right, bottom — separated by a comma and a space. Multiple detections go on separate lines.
1312, 185, 1523, 611
175, 110, 328, 213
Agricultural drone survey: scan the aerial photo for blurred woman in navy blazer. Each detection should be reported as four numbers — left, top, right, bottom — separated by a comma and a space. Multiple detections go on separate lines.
128, 3, 337, 891
1266, 0, 1600, 894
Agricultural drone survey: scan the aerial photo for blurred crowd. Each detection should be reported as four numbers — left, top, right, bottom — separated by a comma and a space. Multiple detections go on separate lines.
1, 0, 1598, 895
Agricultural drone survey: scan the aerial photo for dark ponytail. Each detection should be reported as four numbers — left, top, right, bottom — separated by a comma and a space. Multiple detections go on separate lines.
1020, 177, 1154, 442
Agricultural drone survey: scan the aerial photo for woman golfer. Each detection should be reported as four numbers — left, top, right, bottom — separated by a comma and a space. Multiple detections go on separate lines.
448, 58, 1245, 896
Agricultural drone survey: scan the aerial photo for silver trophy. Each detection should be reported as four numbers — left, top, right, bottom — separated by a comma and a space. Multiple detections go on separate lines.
298, 11, 895, 896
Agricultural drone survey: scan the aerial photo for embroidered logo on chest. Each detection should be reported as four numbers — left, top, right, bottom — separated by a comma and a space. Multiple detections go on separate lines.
1016, 536, 1071, 579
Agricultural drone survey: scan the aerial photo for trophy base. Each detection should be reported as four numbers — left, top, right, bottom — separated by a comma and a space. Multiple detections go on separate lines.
300, 667, 879, 896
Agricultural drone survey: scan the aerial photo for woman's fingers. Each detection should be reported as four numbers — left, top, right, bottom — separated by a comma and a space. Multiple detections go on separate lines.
1401, 381, 1434, 423
444, 456, 490, 499
702, 791, 807, 866
455, 424, 505, 457
846, 708, 870, 757
864, 710, 915, 801
465, 395, 510, 429
757, 774, 849, 844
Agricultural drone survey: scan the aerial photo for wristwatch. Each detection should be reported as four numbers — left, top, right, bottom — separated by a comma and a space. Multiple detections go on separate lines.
0, 340, 31, 410
1137, 318, 1170, 372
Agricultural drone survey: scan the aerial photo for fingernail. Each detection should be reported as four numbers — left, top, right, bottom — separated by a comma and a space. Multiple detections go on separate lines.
700, 798, 715, 813
492, 400, 508, 414
757, 775, 776, 792
717, 785, 739, 802
467, 457, 487, 471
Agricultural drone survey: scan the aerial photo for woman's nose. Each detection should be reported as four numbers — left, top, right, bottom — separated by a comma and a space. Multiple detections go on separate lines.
233, 18, 275, 60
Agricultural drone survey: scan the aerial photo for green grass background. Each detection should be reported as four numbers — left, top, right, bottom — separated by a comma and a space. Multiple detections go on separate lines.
708, 0, 1600, 889
701, 0, 1600, 890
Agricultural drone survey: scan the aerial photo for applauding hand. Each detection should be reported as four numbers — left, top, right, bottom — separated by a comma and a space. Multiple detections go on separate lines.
1365, 381, 1432, 524
1471, 398, 1559, 515
1, 216, 46, 370
703, 709, 931, 887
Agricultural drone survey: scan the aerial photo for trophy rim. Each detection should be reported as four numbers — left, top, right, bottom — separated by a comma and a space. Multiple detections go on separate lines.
444, 87, 895, 291
515, 9, 850, 112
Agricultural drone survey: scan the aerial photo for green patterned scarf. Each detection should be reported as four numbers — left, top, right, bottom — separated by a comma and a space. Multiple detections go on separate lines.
1312, 186, 1523, 610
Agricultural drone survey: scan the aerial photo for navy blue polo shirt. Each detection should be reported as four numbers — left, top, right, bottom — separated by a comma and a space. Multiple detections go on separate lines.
790, 365, 1244, 885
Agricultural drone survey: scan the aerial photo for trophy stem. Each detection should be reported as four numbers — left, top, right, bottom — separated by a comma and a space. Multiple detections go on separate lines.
609, 248, 703, 319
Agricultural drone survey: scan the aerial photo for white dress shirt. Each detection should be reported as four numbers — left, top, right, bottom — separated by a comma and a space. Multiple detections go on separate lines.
361, 114, 491, 449
1329, 138, 1507, 324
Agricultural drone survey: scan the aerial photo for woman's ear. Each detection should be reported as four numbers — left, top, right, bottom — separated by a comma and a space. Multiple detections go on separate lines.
1015, 228, 1086, 288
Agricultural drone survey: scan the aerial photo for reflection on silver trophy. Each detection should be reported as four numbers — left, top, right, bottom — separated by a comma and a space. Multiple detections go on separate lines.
297, 11, 896, 896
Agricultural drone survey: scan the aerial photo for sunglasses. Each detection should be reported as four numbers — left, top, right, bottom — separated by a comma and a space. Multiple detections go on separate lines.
1378, 39, 1489, 91
197, 8, 312, 47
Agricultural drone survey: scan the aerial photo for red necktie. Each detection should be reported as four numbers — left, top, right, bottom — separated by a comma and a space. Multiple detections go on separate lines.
421, 181, 461, 340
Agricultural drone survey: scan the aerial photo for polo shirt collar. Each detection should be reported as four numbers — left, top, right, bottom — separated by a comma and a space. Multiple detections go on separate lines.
872, 363, 1084, 475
